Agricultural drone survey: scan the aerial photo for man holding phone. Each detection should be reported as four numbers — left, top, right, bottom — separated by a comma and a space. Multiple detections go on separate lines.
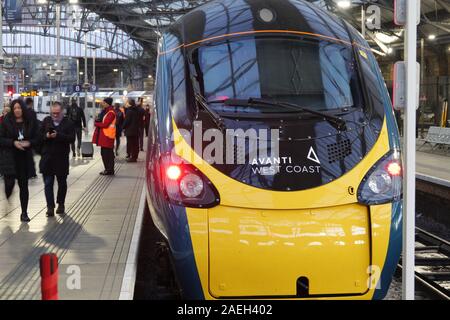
38, 102, 75, 217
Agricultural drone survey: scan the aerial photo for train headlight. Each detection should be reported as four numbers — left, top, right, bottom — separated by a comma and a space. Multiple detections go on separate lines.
161, 154, 220, 208
357, 150, 402, 205
368, 171, 392, 194
180, 174, 204, 198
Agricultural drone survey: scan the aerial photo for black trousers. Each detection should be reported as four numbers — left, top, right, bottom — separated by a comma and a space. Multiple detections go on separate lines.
4, 176, 29, 214
127, 136, 139, 160
116, 130, 122, 152
43, 175, 68, 208
101, 148, 115, 173
71, 127, 83, 154
139, 127, 144, 150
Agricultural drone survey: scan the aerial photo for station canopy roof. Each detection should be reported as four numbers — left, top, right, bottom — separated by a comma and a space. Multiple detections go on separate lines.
90, 0, 449, 57
2, 0, 450, 61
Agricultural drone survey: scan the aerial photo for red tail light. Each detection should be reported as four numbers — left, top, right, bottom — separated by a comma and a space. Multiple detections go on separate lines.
161, 154, 220, 208
166, 165, 182, 180
386, 162, 402, 176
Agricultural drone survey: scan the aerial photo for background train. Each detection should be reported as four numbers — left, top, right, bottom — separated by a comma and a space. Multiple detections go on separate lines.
28, 91, 153, 115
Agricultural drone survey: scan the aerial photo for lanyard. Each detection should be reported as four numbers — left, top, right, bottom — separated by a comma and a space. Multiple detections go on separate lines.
18, 129, 24, 141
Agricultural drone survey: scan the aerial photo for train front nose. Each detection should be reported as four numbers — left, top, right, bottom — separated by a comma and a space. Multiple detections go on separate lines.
206, 204, 371, 298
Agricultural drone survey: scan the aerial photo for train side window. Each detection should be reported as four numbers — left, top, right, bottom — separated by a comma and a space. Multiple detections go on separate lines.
356, 49, 386, 119
348, 29, 386, 120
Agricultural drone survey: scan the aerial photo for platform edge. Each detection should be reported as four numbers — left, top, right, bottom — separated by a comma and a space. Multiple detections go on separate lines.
118, 186, 146, 300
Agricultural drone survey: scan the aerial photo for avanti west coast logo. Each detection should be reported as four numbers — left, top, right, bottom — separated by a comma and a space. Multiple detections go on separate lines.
251, 147, 321, 176
172, 121, 322, 176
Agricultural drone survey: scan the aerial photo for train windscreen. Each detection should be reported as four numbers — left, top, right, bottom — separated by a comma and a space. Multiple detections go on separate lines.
192, 36, 363, 114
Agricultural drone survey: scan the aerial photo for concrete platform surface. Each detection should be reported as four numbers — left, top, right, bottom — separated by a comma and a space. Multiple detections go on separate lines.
416, 139, 450, 186
0, 136, 145, 300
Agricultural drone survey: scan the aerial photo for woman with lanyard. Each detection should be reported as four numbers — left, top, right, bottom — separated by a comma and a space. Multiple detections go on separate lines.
0, 99, 38, 222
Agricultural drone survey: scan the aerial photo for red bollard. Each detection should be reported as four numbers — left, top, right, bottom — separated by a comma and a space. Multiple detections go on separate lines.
40, 254, 59, 300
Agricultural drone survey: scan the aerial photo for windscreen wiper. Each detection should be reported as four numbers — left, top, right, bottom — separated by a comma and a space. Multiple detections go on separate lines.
209, 97, 347, 131
194, 93, 226, 132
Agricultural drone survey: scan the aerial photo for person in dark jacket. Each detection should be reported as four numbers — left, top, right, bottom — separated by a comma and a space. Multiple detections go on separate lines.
0, 105, 11, 125
114, 103, 125, 156
137, 97, 146, 151
144, 104, 151, 137
25, 98, 39, 179
67, 101, 87, 158
25, 97, 38, 122
0, 99, 39, 222
122, 98, 140, 162
0, 105, 11, 179
93, 97, 116, 175
39, 102, 75, 217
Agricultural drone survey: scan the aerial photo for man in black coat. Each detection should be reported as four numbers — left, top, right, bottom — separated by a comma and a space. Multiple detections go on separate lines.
67, 101, 87, 158
137, 98, 146, 151
25, 97, 38, 123
38, 102, 75, 217
122, 99, 140, 162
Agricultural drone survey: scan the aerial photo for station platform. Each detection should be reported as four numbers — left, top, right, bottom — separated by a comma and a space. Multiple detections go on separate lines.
416, 140, 450, 187
0, 138, 145, 300
0, 133, 448, 301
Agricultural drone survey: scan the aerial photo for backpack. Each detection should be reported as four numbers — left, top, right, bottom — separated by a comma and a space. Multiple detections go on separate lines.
69, 107, 81, 122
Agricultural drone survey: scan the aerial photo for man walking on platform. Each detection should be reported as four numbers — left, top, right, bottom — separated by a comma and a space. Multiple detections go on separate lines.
39, 102, 75, 217
123, 98, 140, 163
114, 103, 125, 156
67, 101, 87, 157
93, 98, 116, 176
137, 97, 146, 152
25, 98, 38, 123
144, 104, 151, 137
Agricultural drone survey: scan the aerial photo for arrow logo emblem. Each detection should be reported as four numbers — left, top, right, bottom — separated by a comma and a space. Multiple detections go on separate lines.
307, 147, 321, 164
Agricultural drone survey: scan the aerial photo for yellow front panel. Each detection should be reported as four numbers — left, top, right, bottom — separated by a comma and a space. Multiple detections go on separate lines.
178, 119, 395, 300
173, 121, 391, 210
207, 204, 371, 298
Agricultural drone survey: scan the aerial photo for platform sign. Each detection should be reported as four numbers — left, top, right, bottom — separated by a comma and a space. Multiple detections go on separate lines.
90, 84, 99, 92
73, 84, 82, 93
5, 0, 23, 23
393, 61, 420, 110
394, 0, 421, 26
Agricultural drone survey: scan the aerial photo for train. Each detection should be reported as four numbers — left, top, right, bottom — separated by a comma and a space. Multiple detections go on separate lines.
24, 91, 153, 115
145, 0, 402, 300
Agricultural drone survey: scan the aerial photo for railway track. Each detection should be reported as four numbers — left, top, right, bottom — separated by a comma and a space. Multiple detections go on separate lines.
398, 227, 450, 300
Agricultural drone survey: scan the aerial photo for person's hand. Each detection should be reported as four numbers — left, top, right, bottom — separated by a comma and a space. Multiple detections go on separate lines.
46, 132, 57, 139
14, 141, 25, 151
20, 141, 31, 148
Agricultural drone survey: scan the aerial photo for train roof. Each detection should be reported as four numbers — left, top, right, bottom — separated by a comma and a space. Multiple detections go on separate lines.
167, 0, 353, 49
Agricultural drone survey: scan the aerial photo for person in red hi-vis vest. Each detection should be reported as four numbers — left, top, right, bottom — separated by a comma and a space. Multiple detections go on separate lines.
93, 98, 116, 176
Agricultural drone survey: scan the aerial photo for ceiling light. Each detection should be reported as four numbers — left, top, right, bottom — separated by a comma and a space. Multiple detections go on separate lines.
337, 0, 351, 9
375, 32, 399, 44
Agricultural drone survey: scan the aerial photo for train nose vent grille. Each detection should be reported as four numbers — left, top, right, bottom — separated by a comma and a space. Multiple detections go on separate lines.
327, 139, 352, 163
